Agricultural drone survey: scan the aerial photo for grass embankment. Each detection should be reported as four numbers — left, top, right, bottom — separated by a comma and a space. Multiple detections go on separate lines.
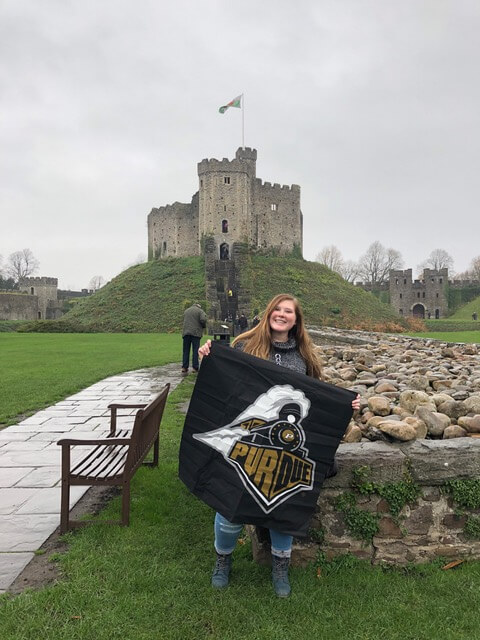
27, 255, 407, 333
2, 378, 480, 639
20, 257, 207, 333
448, 295, 480, 321
0, 320, 27, 332
242, 255, 408, 331
0, 333, 181, 425
423, 295, 480, 333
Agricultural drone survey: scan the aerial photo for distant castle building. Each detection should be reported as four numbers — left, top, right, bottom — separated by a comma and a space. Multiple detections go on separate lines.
147, 147, 303, 260
389, 269, 448, 319
0, 277, 63, 321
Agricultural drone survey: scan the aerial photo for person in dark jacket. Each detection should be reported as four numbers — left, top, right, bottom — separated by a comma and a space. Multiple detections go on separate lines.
238, 313, 248, 333
182, 303, 206, 373
198, 293, 360, 597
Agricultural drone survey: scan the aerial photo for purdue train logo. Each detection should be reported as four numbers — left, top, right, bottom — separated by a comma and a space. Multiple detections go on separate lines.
193, 385, 315, 513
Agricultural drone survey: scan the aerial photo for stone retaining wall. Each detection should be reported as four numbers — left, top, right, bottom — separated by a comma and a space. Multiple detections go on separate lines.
250, 439, 480, 566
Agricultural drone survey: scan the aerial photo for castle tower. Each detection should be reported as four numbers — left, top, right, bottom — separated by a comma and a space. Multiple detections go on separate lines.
18, 277, 58, 319
197, 147, 257, 259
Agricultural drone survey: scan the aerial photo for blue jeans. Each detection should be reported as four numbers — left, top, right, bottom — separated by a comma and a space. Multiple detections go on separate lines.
214, 512, 293, 558
182, 335, 200, 370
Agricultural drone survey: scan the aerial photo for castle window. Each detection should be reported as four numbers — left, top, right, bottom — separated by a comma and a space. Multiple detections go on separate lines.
271, 203, 277, 211
422, 292, 425, 298
436, 293, 439, 298
439, 277, 443, 284
38, 311, 42, 319
435, 309, 440, 319
30, 287, 35, 295
404, 278, 407, 284
200, 179, 203, 187
224, 205, 227, 212
224, 177, 230, 184
395, 278, 398, 285
431, 278, 435, 282
222, 219, 228, 233
417, 292, 420, 298
399, 293, 403, 299
162, 241, 167, 254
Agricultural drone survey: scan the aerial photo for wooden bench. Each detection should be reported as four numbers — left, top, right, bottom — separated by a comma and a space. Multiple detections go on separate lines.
57, 384, 170, 533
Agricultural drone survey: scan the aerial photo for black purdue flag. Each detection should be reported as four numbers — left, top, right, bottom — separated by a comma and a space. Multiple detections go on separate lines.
179, 342, 355, 537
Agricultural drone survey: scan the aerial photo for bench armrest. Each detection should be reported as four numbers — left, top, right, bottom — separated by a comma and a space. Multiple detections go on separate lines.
107, 403, 147, 410
108, 403, 148, 435
57, 437, 131, 447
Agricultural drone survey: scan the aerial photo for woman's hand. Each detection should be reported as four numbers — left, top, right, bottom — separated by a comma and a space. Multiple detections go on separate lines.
351, 394, 361, 411
198, 339, 212, 359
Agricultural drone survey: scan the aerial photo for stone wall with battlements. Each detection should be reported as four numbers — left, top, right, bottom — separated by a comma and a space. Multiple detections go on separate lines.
253, 180, 301, 252
148, 199, 199, 259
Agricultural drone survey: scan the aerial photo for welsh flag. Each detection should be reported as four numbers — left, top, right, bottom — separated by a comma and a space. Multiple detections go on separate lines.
219, 95, 242, 114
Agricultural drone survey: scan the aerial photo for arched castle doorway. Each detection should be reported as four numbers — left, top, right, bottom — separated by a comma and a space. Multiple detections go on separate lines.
412, 303, 425, 319
220, 242, 229, 260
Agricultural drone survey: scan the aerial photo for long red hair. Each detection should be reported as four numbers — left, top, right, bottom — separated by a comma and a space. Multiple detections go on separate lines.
232, 294, 322, 378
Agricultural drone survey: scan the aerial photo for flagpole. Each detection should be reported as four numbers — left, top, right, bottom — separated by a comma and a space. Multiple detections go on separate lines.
242, 93, 245, 150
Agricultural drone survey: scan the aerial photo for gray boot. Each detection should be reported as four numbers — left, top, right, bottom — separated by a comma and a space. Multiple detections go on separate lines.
211, 552, 232, 589
271, 555, 291, 598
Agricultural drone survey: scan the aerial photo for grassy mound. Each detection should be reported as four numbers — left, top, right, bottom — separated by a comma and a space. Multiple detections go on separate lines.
448, 295, 480, 321
241, 255, 409, 331
19, 257, 206, 333
19, 255, 407, 333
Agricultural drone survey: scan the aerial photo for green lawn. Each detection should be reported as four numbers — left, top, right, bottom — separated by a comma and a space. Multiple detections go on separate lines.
0, 333, 182, 425
407, 330, 480, 343
2, 379, 480, 639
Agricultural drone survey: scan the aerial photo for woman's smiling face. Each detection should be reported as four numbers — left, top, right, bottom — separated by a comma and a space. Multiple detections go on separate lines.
269, 299, 297, 335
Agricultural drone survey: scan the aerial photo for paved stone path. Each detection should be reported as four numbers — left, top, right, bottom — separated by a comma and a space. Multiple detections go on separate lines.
0, 363, 183, 593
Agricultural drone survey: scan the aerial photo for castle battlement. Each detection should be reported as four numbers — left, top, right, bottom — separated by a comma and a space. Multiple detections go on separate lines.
150, 201, 190, 214
19, 276, 58, 285
197, 157, 255, 176
254, 178, 300, 192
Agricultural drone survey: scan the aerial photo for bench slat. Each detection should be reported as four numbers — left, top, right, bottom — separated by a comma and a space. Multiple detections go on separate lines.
70, 429, 130, 478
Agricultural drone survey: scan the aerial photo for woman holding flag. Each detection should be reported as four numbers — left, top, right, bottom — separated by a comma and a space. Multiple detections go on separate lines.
198, 293, 360, 597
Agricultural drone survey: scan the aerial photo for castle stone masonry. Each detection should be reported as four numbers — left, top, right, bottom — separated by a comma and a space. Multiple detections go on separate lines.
148, 147, 303, 260
389, 268, 448, 319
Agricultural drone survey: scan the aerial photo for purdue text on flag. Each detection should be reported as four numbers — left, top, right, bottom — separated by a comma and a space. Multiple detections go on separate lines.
179, 342, 355, 537
219, 95, 242, 114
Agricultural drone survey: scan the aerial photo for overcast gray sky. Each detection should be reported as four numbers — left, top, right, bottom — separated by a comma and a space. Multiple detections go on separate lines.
1, 0, 479, 289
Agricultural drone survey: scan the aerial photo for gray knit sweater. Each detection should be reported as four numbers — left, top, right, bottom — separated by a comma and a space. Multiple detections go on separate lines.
233, 338, 307, 375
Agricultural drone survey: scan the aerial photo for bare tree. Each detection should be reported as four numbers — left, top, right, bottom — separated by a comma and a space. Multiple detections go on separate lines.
339, 259, 360, 283
124, 253, 147, 269
6, 248, 40, 281
456, 255, 480, 280
315, 245, 344, 272
357, 241, 403, 285
418, 248, 454, 273
89, 275, 105, 291
471, 256, 480, 280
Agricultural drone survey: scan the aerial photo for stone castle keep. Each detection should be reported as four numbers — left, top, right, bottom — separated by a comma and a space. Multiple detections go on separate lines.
147, 147, 302, 261
147, 147, 303, 323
